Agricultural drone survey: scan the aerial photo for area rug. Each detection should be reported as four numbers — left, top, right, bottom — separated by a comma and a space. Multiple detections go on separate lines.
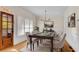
19, 42, 59, 52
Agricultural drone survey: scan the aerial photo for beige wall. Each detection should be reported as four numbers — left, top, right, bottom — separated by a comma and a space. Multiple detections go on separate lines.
37, 16, 64, 33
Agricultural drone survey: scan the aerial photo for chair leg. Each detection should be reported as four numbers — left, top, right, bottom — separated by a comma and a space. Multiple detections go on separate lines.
37, 41, 39, 47
61, 48, 63, 52
27, 43, 29, 48
33, 43, 34, 51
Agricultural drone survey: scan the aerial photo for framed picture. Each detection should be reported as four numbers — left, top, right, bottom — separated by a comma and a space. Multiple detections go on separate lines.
68, 13, 76, 27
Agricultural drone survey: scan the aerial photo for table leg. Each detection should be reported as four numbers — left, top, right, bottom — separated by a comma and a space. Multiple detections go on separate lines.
30, 37, 32, 51
40, 39, 42, 44
51, 38, 53, 52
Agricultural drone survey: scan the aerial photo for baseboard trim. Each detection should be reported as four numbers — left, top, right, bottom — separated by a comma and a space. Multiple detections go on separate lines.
69, 46, 75, 52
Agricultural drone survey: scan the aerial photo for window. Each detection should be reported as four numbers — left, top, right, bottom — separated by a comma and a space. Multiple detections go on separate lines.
17, 17, 33, 36
24, 19, 33, 33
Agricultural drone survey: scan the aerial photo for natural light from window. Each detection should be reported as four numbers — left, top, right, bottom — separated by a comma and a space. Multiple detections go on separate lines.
24, 19, 33, 33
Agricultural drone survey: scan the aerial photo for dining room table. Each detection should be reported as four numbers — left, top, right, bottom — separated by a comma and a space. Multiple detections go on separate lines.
28, 32, 56, 52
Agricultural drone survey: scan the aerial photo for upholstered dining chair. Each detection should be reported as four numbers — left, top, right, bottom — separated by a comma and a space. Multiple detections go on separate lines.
26, 32, 30, 47
26, 31, 39, 51
53, 33, 66, 52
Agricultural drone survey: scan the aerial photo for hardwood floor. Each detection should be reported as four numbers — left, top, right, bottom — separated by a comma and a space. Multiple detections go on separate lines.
0, 46, 18, 52
0, 40, 74, 52
63, 41, 74, 52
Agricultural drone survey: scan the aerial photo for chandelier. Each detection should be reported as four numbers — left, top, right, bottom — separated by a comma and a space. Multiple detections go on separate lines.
44, 9, 51, 21
43, 9, 53, 28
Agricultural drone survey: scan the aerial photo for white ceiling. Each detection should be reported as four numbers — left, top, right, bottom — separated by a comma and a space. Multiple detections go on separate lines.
23, 6, 68, 16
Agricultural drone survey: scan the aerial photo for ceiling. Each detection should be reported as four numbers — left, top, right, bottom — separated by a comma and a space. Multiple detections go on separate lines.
23, 6, 68, 16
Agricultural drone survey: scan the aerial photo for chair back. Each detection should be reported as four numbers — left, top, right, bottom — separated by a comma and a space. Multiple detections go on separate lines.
62, 33, 66, 41
57, 32, 63, 36
59, 33, 66, 48
53, 33, 66, 49
26, 32, 30, 41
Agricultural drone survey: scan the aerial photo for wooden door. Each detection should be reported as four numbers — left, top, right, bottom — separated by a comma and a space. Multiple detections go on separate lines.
1, 12, 13, 48
0, 12, 3, 49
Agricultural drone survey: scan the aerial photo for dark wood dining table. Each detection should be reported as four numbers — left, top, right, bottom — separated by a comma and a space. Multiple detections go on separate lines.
29, 32, 55, 52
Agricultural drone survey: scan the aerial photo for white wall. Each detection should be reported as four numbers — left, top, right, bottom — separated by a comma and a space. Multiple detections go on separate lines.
64, 7, 79, 52
0, 6, 37, 45
10, 7, 37, 45
37, 16, 64, 33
